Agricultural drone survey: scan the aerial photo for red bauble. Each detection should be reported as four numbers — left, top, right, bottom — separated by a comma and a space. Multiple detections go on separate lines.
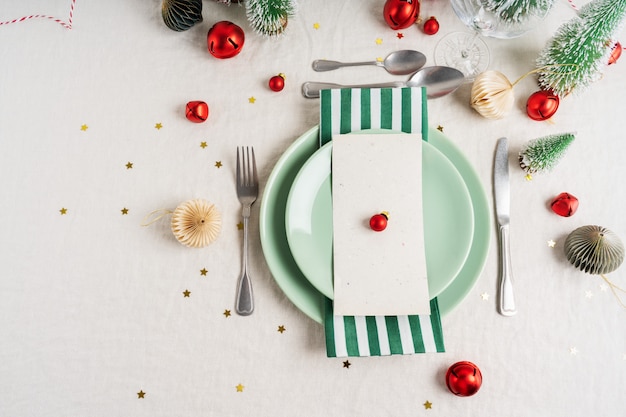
446, 361, 483, 397
609, 41, 622, 65
526, 90, 559, 121
369, 212, 389, 232
551, 192, 579, 217
383, 0, 419, 30
269, 74, 285, 92
423, 16, 439, 35
207, 21, 245, 59
185, 101, 209, 123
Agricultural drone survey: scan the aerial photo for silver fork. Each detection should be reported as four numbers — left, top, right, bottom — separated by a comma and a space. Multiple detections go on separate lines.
235, 146, 258, 316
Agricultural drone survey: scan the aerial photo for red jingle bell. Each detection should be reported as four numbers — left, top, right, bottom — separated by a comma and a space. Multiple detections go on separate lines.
526, 90, 559, 121
269, 74, 286, 92
185, 101, 209, 123
369, 212, 389, 232
383, 0, 419, 30
609, 41, 622, 65
423, 16, 439, 35
445, 361, 483, 397
551, 192, 579, 217
207, 21, 245, 59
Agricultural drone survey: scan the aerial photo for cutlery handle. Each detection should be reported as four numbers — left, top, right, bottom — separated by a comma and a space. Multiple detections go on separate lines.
498, 224, 516, 316
235, 215, 254, 316
312, 59, 377, 71
301, 81, 403, 98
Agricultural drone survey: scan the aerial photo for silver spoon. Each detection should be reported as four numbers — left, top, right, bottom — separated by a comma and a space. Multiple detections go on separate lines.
301, 66, 465, 99
312, 50, 427, 75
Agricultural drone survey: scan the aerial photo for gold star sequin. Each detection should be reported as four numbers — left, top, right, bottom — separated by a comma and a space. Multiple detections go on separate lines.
480, 292, 490, 301
547, 239, 556, 248
155, 122, 163, 130
59, 207, 68, 215
137, 390, 145, 399
437, 125, 444, 132
200, 141, 208, 149
121, 208, 129, 215
277, 325, 286, 333
237, 221, 243, 230
313, 22, 320, 29
80, 124, 88, 132
375, 38, 383, 45
223, 309, 231, 317
215, 161, 222, 168
423, 400, 432, 409
200, 268, 208, 276
248, 96, 256, 104
236, 384, 244, 392
125, 162, 133, 169
183, 289, 191, 297
525, 174, 533, 181
343, 360, 351, 368
376, 57, 384, 62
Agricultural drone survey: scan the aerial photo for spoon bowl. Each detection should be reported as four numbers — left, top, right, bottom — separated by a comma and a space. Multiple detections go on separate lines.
302, 66, 465, 99
312, 50, 427, 75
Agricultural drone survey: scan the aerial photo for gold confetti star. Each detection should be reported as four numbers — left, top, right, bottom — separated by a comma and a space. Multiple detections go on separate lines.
277, 325, 286, 333
80, 124, 88, 131
437, 125, 444, 132
569, 347, 579, 355
236, 384, 244, 392
423, 400, 432, 409
375, 38, 383, 45
183, 289, 191, 297
343, 360, 351, 368
200, 268, 208, 276
200, 141, 207, 149
137, 390, 145, 399
376, 56, 384, 62
525, 174, 533, 181
223, 309, 231, 317
125, 162, 133, 169
121, 208, 129, 215
313, 22, 320, 29
248, 96, 256, 104
155, 122, 163, 130
215, 161, 222, 168
547, 239, 556, 248
237, 221, 244, 230
59, 207, 68, 215
396, 32, 404, 39
480, 292, 490, 301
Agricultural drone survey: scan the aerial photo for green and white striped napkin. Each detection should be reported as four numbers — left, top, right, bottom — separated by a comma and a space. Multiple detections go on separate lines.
320, 87, 445, 357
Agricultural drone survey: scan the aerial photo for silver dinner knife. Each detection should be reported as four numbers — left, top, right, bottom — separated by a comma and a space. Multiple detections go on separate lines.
494, 137, 517, 316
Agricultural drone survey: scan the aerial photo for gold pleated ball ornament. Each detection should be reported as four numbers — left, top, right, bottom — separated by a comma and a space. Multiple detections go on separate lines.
564, 225, 624, 275
470, 71, 515, 119
170, 199, 222, 248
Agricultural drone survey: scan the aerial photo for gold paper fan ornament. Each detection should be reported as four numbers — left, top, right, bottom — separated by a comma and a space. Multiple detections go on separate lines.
470, 70, 515, 119
171, 199, 221, 248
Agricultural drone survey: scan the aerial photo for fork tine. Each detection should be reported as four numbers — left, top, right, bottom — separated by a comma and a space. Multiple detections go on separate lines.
251, 147, 258, 187
236, 147, 241, 186
245, 147, 251, 187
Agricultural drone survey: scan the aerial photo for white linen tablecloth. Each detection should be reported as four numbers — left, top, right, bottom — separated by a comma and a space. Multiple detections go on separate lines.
1, 1, 625, 415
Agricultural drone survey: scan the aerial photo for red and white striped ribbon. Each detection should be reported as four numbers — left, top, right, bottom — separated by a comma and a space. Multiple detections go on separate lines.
0, 0, 75, 29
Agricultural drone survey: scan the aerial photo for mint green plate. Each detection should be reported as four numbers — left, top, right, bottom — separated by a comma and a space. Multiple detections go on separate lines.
284, 138, 473, 300
259, 126, 491, 323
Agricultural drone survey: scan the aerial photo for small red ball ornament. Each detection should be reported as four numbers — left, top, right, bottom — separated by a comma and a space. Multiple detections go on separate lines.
269, 74, 286, 92
207, 21, 245, 59
551, 192, 579, 217
423, 16, 439, 35
526, 90, 559, 121
446, 361, 483, 397
185, 101, 209, 123
608, 41, 622, 65
383, 0, 419, 30
369, 212, 389, 232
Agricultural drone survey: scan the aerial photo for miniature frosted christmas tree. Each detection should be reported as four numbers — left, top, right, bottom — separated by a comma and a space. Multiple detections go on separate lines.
483, 0, 555, 23
519, 133, 575, 176
245, 0, 295, 36
536, 0, 626, 96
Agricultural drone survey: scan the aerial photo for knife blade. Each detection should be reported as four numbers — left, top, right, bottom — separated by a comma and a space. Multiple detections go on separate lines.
494, 137, 516, 316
